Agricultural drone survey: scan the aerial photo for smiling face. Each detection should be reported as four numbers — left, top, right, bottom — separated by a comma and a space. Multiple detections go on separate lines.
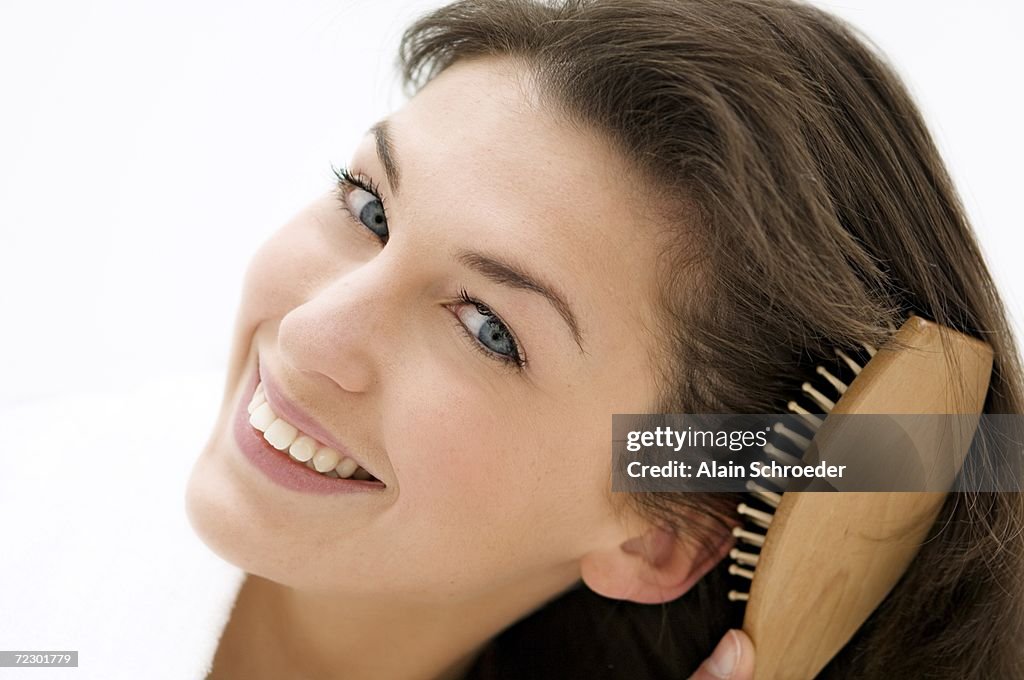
186, 56, 678, 609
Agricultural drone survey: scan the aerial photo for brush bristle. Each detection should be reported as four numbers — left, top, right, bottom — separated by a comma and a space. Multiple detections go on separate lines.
725, 340, 876, 603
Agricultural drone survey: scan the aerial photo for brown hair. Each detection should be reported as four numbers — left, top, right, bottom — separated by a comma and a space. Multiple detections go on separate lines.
398, 1, 1024, 677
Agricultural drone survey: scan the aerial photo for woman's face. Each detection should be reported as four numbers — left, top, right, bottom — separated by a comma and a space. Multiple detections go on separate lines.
187, 57, 676, 607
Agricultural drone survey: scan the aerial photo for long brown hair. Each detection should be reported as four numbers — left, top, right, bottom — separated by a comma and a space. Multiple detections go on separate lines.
398, 1, 1024, 677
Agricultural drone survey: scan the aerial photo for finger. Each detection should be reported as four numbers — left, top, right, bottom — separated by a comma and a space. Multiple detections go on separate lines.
688, 629, 756, 680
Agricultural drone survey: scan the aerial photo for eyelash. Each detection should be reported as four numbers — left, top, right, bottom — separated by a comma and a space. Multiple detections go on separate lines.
331, 165, 527, 372
333, 165, 387, 243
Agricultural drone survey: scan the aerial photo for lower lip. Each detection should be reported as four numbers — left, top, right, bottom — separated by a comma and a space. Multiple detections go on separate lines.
232, 365, 385, 495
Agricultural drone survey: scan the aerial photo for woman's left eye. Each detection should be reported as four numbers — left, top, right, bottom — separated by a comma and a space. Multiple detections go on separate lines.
333, 167, 389, 243
453, 293, 525, 369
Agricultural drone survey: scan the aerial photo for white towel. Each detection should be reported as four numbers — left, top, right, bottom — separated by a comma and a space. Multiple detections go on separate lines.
0, 373, 246, 680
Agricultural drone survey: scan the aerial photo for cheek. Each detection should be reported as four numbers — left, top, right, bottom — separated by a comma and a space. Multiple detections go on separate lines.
382, 370, 612, 568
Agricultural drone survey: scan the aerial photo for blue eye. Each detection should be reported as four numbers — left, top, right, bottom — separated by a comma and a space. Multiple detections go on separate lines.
333, 166, 389, 243
454, 289, 525, 369
349, 189, 388, 241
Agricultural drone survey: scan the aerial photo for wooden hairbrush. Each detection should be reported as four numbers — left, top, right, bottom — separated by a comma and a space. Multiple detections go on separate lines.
725, 315, 994, 679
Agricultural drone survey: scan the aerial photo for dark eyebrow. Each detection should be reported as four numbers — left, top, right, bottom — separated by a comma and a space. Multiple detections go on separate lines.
456, 250, 586, 354
370, 120, 401, 195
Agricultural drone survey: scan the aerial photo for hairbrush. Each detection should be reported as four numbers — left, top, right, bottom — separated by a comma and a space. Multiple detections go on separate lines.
725, 315, 994, 679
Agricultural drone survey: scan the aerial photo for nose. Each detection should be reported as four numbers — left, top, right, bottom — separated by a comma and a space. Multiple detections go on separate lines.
277, 261, 397, 394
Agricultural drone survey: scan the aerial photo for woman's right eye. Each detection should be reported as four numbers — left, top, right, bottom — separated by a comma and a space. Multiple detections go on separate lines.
333, 167, 389, 244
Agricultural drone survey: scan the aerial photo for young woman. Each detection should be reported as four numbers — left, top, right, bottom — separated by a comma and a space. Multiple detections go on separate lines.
186, 1, 1024, 678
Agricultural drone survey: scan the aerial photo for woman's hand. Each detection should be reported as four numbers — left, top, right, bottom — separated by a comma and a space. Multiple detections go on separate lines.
688, 629, 755, 680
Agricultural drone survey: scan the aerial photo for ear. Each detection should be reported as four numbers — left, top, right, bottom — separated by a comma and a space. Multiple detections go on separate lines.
579, 523, 734, 605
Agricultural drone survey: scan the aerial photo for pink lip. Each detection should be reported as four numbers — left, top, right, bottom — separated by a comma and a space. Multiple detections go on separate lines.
233, 363, 385, 495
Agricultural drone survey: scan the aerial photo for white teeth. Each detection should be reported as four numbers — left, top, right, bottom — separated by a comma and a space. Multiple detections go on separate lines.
247, 384, 266, 414
264, 419, 298, 450
313, 447, 341, 473
335, 457, 358, 478
247, 381, 378, 483
288, 435, 318, 462
249, 402, 277, 431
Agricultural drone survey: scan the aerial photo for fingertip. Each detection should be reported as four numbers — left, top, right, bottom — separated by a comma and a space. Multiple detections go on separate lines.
690, 629, 756, 680
729, 629, 756, 679
698, 629, 741, 679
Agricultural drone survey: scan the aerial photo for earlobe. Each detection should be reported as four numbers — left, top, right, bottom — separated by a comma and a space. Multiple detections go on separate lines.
580, 524, 734, 605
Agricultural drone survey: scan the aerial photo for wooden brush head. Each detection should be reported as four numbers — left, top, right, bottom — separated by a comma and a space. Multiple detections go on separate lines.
744, 316, 994, 679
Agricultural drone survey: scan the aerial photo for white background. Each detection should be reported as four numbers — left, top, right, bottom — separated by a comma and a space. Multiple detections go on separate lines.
1, 1, 1022, 409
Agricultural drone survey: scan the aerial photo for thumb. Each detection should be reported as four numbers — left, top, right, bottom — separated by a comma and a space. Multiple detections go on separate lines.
688, 629, 755, 680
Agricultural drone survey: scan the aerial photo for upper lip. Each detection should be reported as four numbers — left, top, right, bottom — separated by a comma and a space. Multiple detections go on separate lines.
257, 358, 382, 483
